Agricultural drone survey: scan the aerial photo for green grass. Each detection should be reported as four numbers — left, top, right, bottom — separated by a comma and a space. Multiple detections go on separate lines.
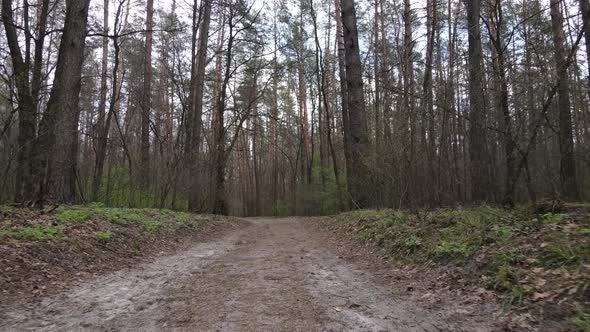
571, 312, 590, 332
1, 222, 60, 241
95, 230, 113, 241
340, 205, 589, 311
540, 212, 568, 224
55, 209, 90, 223
541, 244, 581, 269
0, 205, 16, 214
142, 219, 161, 233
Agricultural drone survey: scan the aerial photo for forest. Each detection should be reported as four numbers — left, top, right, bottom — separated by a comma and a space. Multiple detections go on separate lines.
0, 0, 588, 216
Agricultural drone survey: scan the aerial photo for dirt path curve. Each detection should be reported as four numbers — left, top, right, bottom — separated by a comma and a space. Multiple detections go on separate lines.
0, 218, 495, 331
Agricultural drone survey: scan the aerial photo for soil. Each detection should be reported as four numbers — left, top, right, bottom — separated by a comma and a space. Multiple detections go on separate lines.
0, 217, 500, 331
0, 212, 242, 306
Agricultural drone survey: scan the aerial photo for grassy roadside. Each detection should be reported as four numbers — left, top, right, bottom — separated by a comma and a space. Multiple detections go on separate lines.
0, 204, 237, 304
320, 205, 589, 331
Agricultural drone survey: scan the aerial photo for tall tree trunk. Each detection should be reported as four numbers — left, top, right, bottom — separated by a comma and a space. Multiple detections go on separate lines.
550, 0, 580, 200
212, 10, 234, 215
271, 13, 279, 208
140, 0, 154, 190
464, 0, 490, 203
489, 0, 515, 206
373, 0, 381, 152
580, 0, 590, 98
187, 0, 212, 212
297, 0, 311, 183
334, 0, 351, 190
403, 0, 416, 205
340, 0, 370, 207
421, 0, 436, 205
2, 0, 48, 203
92, 0, 110, 201
34, 0, 92, 204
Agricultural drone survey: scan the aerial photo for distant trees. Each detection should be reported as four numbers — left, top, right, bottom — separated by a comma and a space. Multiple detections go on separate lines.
0, 0, 587, 213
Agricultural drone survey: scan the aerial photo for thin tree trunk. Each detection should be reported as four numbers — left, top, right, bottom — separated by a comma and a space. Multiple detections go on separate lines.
140, 0, 154, 190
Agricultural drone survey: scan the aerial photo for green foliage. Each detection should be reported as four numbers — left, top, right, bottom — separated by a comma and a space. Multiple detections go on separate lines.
142, 219, 161, 233
92, 207, 142, 225
431, 207, 516, 260
491, 225, 514, 242
541, 244, 581, 268
357, 227, 375, 241
376, 212, 409, 227
0, 205, 16, 215
291, 160, 346, 216
95, 230, 113, 241
84, 163, 188, 210
571, 312, 590, 332
402, 235, 422, 254
434, 240, 473, 258
0, 229, 16, 239
272, 200, 290, 217
56, 209, 90, 223
540, 212, 568, 224
174, 212, 198, 228
1, 220, 60, 241
19, 225, 59, 241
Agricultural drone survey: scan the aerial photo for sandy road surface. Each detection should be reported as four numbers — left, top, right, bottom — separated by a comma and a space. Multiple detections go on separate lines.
0, 218, 495, 331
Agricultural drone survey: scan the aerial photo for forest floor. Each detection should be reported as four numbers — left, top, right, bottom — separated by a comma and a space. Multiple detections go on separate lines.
0, 205, 587, 331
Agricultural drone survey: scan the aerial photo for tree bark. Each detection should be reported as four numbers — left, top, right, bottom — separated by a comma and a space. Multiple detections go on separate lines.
340, 0, 370, 207
464, 0, 490, 203
92, 0, 110, 201
34, 0, 92, 204
186, 0, 212, 212
550, 0, 580, 200
140, 0, 154, 189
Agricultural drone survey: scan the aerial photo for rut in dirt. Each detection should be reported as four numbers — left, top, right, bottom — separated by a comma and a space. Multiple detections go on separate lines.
0, 218, 496, 331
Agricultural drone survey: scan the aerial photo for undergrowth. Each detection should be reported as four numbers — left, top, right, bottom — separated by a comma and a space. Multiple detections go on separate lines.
335, 205, 589, 326
0, 205, 208, 242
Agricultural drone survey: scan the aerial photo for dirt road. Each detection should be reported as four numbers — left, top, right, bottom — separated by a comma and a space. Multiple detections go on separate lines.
0, 218, 497, 331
